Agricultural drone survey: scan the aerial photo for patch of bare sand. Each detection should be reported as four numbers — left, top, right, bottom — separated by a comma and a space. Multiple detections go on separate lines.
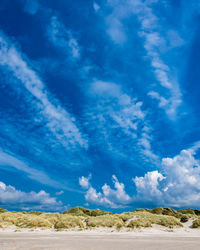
0, 219, 200, 249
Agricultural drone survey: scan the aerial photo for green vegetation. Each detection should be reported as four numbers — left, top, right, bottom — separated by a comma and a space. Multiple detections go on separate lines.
85, 215, 124, 228
130, 211, 183, 228
54, 215, 84, 230
151, 207, 180, 218
0, 206, 200, 231
63, 207, 112, 217
180, 215, 189, 223
0, 208, 8, 213
127, 218, 152, 228
178, 209, 195, 215
192, 219, 200, 228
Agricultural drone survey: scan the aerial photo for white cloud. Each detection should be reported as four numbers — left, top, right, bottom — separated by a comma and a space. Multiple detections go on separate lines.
0, 149, 62, 188
93, 2, 100, 12
0, 181, 66, 211
80, 174, 131, 208
80, 143, 200, 209
89, 80, 145, 135
90, 80, 121, 98
86, 80, 157, 162
133, 171, 165, 203
105, 0, 183, 119
133, 144, 200, 207
56, 190, 64, 195
167, 30, 185, 48
48, 16, 80, 59
0, 31, 87, 149
79, 174, 91, 189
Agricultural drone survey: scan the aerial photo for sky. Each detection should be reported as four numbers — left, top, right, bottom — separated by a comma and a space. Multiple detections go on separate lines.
0, 0, 200, 212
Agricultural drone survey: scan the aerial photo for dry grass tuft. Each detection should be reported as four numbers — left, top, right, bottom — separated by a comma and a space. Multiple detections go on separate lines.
54, 215, 84, 230
86, 215, 124, 228
131, 211, 183, 228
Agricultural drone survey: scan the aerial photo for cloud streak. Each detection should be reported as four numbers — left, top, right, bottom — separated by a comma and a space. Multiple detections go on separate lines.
0, 149, 62, 188
106, 0, 183, 119
84, 80, 158, 164
48, 16, 80, 60
0, 31, 87, 149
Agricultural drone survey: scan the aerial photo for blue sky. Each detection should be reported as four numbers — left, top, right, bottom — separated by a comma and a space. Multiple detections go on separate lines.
0, 0, 200, 212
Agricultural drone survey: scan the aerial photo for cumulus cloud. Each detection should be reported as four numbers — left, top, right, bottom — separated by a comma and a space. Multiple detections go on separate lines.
79, 174, 131, 208
79, 174, 91, 189
0, 181, 67, 211
0, 31, 87, 149
80, 144, 200, 209
133, 145, 200, 208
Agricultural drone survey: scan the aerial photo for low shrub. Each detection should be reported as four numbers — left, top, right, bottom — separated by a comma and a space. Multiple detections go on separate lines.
86, 215, 124, 228
127, 219, 152, 228
0, 208, 8, 213
151, 207, 178, 218
178, 209, 195, 215
63, 207, 112, 217
194, 210, 200, 216
28, 211, 43, 215
132, 211, 183, 228
134, 208, 151, 213
119, 213, 133, 222
180, 215, 189, 223
192, 219, 200, 228
54, 215, 84, 230
16, 216, 52, 228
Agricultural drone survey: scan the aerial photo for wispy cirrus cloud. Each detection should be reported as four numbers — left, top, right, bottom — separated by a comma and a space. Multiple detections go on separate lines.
0, 149, 62, 188
0, 31, 87, 149
47, 16, 80, 60
105, 0, 184, 119
84, 80, 158, 164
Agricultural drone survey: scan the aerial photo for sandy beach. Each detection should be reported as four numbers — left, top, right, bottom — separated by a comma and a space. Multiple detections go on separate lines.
1, 225, 200, 250
0, 231, 200, 250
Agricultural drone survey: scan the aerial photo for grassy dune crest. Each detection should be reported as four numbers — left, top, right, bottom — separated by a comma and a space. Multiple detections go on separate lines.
0, 207, 199, 231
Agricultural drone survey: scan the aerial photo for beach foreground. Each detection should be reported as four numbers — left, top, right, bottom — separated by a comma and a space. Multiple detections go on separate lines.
1, 231, 200, 250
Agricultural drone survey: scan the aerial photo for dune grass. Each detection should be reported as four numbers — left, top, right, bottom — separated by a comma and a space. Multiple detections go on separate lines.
124, 211, 183, 228
1, 206, 200, 231
63, 207, 112, 217
85, 215, 124, 228
54, 215, 84, 230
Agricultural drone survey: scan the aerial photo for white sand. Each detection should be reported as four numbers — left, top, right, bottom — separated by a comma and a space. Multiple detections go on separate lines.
0, 220, 200, 249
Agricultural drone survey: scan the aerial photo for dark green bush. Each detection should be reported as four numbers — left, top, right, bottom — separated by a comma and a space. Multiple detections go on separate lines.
192, 219, 200, 228
151, 207, 178, 218
63, 207, 112, 217
0, 208, 8, 213
194, 210, 200, 216
180, 215, 189, 223
178, 209, 195, 215
28, 211, 43, 215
